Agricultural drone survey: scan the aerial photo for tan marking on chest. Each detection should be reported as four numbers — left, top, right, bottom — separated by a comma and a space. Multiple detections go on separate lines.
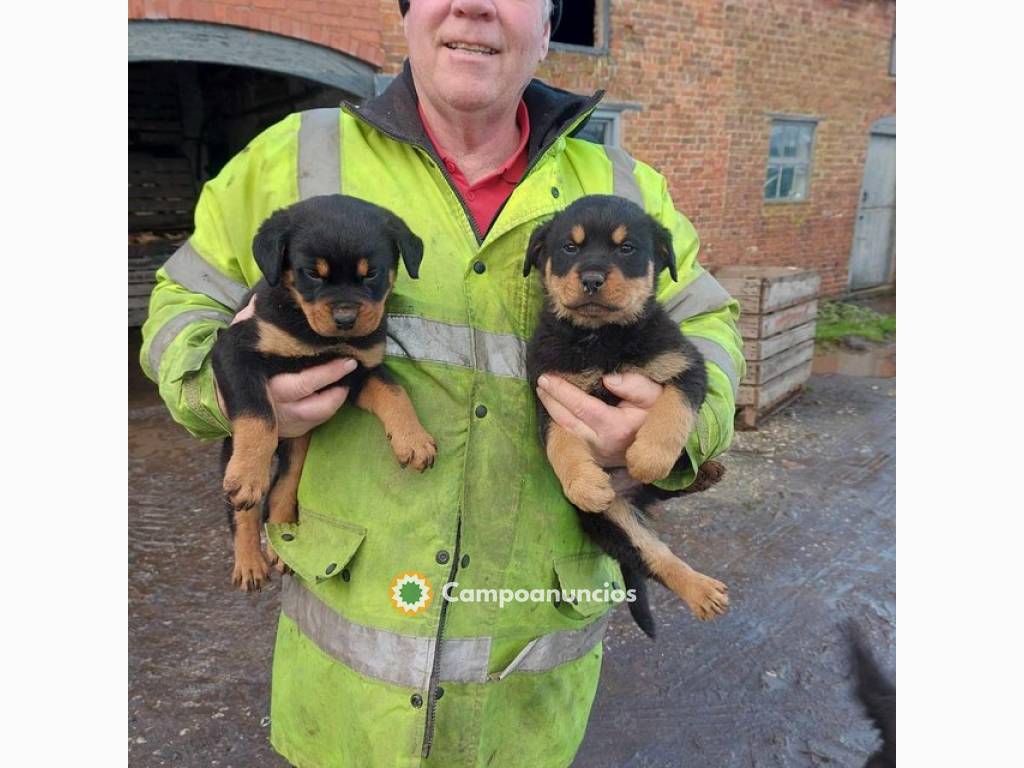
552, 369, 604, 393
255, 321, 385, 367
620, 350, 692, 384
256, 321, 323, 357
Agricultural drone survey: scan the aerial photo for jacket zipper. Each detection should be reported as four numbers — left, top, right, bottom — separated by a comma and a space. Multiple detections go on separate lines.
421, 517, 462, 757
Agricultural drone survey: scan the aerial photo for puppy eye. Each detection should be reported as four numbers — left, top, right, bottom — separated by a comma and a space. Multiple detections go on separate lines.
619, 243, 636, 255
562, 243, 579, 255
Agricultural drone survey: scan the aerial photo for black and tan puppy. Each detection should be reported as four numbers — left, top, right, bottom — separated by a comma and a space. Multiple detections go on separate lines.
212, 194, 436, 591
524, 195, 728, 637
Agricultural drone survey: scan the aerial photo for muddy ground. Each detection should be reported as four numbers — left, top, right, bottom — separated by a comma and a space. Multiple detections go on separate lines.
129, 331, 895, 767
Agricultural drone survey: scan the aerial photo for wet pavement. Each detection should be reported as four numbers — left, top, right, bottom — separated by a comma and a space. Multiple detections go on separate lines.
129, 330, 895, 767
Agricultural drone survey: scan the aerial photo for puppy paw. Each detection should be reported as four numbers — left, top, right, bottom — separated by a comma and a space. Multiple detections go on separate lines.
223, 461, 271, 511
390, 428, 437, 472
625, 434, 682, 485
232, 549, 271, 592
682, 573, 729, 622
563, 464, 615, 512
265, 543, 291, 575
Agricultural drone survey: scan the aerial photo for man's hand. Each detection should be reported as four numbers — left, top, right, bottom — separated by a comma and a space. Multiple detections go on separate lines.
215, 297, 358, 438
535, 373, 664, 468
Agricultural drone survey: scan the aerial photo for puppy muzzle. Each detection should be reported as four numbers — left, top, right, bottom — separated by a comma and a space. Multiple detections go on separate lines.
579, 269, 606, 295
332, 305, 360, 330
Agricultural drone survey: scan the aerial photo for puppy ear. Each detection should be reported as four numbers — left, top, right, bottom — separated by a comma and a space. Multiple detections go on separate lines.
523, 221, 551, 277
652, 221, 678, 282
252, 208, 291, 286
386, 212, 424, 279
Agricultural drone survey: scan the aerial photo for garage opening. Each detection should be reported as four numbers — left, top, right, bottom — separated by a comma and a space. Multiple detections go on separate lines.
129, 61, 351, 327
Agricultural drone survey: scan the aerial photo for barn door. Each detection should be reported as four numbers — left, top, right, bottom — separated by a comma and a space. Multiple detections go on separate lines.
849, 121, 896, 290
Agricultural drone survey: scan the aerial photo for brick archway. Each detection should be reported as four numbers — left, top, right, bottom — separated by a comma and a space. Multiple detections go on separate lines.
129, 20, 378, 98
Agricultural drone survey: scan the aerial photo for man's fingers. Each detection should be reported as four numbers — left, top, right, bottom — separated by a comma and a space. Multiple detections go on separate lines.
536, 388, 598, 444
269, 358, 357, 403
537, 374, 619, 432
231, 296, 256, 325
602, 372, 664, 409
279, 385, 350, 425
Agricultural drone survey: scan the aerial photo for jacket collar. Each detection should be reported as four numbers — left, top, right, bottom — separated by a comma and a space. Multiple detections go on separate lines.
346, 60, 604, 167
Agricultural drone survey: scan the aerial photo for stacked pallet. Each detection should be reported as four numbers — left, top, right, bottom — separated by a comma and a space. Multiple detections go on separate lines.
715, 266, 821, 429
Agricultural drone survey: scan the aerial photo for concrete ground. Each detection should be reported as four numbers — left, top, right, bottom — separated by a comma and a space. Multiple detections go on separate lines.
128, 331, 895, 767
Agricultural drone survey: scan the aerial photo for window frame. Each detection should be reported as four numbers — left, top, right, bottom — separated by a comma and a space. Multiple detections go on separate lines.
763, 115, 819, 205
549, 0, 611, 55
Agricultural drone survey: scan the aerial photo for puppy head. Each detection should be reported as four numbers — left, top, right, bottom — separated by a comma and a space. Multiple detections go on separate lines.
523, 195, 676, 328
253, 195, 423, 338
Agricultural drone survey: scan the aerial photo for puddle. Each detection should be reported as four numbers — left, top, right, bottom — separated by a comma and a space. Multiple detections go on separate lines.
813, 342, 895, 378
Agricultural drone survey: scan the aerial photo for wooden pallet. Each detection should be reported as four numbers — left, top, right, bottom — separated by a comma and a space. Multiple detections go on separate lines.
128, 237, 185, 327
717, 266, 820, 429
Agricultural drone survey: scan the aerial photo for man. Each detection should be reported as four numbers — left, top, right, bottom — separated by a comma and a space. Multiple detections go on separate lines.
140, 1, 744, 765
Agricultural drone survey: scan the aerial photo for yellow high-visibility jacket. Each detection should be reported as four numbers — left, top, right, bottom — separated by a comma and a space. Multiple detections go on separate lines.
140, 64, 744, 768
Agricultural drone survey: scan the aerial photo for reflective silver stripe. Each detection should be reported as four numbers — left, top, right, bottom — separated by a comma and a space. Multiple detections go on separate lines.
495, 612, 610, 678
298, 108, 342, 199
605, 146, 644, 207
280, 574, 608, 686
148, 308, 232, 378
691, 336, 740, 398
162, 240, 249, 311
664, 271, 734, 325
386, 315, 527, 380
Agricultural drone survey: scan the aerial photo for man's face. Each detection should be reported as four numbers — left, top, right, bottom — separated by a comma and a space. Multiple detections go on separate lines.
404, 0, 550, 115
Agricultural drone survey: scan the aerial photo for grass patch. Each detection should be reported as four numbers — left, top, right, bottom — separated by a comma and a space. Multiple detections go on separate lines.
816, 301, 896, 343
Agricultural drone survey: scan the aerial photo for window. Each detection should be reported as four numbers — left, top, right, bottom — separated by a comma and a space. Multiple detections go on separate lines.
575, 108, 621, 147
551, 0, 609, 53
764, 120, 816, 202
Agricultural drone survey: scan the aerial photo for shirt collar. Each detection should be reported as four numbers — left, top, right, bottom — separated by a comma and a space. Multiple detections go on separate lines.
416, 99, 531, 188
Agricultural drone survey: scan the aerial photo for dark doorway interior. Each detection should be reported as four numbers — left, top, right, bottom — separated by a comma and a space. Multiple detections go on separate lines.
128, 62, 351, 327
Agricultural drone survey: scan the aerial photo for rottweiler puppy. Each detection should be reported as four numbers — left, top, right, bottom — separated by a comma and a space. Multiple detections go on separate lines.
524, 195, 728, 637
212, 194, 436, 592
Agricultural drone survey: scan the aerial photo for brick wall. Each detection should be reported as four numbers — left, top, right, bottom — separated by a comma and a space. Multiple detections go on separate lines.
129, 0, 896, 295
128, 0, 386, 68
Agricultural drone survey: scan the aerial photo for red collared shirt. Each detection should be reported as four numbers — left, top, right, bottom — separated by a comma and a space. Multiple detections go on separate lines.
417, 99, 531, 235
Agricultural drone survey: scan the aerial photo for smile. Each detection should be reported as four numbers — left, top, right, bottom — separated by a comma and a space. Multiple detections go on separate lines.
444, 42, 498, 56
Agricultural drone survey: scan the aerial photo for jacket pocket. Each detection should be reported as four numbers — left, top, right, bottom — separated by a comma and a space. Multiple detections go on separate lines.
552, 552, 623, 620
266, 507, 367, 585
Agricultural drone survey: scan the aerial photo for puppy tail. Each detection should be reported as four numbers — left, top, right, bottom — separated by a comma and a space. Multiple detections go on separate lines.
622, 561, 656, 640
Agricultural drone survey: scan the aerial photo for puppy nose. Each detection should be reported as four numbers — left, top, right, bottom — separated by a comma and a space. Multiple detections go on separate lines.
580, 270, 606, 294
333, 306, 358, 329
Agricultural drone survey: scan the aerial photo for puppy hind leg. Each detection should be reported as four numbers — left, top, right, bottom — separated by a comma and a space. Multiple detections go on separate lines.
265, 434, 311, 573
603, 497, 729, 621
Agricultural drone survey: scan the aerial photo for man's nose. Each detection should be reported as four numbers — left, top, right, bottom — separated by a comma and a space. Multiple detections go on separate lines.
451, 0, 497, 21
580, 270, 606, 294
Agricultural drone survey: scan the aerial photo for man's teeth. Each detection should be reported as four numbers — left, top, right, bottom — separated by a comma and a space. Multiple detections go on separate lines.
445, 43, 496, 55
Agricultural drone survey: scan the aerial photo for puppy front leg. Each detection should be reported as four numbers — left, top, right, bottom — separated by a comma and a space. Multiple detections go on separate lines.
626, 384, 695, 484
356, 370, 437, 471
545, 422, 615, 512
